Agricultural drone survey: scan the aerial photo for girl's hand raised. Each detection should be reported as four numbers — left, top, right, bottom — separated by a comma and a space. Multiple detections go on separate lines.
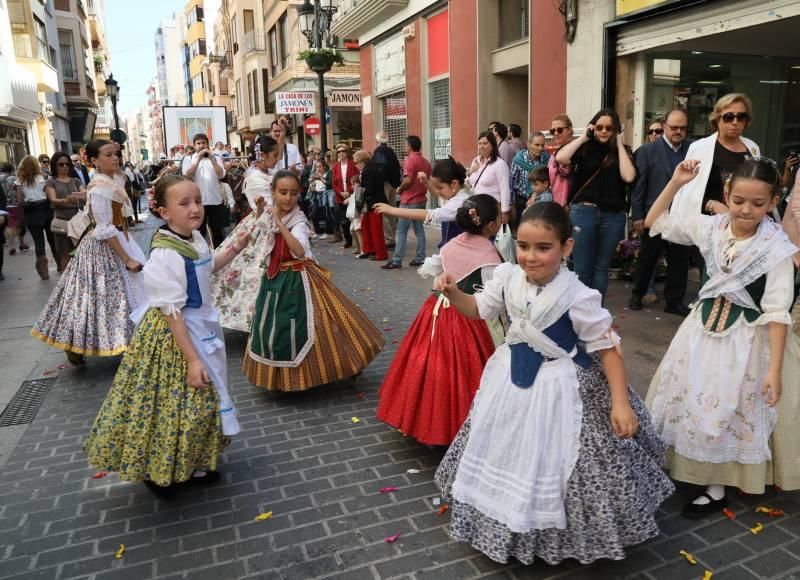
233, 229, 251, 253
187, 360, 210, 390
671, 159, 701, 187
762, 371, 782, 407
610, 403, 639, 439
433, 272, 456, 294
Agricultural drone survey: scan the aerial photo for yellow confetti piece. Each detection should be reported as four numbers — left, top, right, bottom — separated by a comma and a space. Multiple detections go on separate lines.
114, 544, 125, 559
254, 511, 273, 522
702, 570, 713, 580
679, 550, 697, 565
351, 417, 361, 423
755, 506, 771, 514
750, 523, 764, 534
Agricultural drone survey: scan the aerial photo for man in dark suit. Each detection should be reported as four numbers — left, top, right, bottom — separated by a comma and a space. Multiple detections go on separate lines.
629, 109, 692, 316
70, 154, 90, 186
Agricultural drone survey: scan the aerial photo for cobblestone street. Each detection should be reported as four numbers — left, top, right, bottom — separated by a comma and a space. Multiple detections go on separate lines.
2, 219, 800, 580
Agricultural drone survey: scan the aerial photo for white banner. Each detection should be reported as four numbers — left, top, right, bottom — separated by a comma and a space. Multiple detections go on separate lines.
275, 92, 317, 114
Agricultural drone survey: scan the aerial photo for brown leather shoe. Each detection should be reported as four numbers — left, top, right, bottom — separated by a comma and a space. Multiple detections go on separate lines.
36, 256, 49, 280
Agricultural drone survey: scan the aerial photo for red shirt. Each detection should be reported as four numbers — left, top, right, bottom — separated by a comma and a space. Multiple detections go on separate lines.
400, 152, 431, 205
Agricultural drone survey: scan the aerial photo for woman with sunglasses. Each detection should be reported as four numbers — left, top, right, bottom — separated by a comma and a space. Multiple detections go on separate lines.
45, 153, 86, 273
556, 108, 636, 302
645, 119, 664, 144
548, 114, 575, 206
668, 93, 759, 221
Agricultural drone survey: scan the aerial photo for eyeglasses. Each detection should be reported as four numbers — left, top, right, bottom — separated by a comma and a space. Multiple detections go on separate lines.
594, 125, 615, 133
647, 128, 664, 135
71, 159, 81, 163
550, 127, 569, 135
665, 124, 687, 132
57, 161, 70, 167
720, 112, 750, 123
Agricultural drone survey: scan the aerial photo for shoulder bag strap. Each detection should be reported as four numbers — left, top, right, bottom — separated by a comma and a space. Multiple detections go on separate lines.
567, 154, 610, 209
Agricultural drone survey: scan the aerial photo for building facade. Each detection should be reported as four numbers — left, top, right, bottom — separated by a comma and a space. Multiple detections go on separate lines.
155, 14, 188, 109
185, 0, 208, 106
335, 0, 568, 163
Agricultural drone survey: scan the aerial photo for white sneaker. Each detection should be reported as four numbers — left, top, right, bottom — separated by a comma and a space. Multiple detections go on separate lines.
318, 234, 328, 240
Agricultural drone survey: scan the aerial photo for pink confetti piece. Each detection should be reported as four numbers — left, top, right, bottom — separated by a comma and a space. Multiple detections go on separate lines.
392, 340, 398, 344
92, 471, 108, 479
380, 486, 398, 494
384, 532, 401, 543
383, 327, 393, 332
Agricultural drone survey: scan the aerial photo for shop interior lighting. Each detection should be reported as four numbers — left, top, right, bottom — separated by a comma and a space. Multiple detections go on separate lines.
708, 64, 722, 68
691, 51, 704, 55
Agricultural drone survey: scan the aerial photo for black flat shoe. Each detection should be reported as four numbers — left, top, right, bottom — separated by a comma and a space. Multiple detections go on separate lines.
665, 303, 690, 317
628, 295, 643, 310
409, 259, 425, 267
381, 262, 402, 270
144, 479, 177, 499
682, 492, 727, 519
357, 253, 374, 259
190, 470, 222, 485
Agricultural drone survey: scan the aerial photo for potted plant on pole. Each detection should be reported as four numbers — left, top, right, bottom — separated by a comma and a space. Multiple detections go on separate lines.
298, 47, 344, 73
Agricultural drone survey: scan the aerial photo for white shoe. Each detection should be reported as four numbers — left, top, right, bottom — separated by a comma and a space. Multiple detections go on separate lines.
311, 233, 320, 240
318, 234, 328, 240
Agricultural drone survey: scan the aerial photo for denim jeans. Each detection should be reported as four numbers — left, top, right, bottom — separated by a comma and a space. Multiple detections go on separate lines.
569, 204, 626, 301
390, 202, 426, 265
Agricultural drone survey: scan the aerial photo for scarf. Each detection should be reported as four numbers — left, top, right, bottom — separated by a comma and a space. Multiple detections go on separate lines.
260, 205, 310, 262
440, 233, 502, 283
151, 231, 199, 260
87, 173, 133, 218
697, 214, 798, 310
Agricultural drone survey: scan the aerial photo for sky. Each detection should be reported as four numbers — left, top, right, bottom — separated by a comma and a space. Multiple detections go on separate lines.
105, 0, 219, 120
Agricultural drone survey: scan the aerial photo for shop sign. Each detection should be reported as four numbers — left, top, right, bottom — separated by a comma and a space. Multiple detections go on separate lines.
275, 92, 316, 114
374, 34, 406, 94
328, 90, 362, 108
616, 0, 670, 16
434, 127, 451, 160
304, 116, 321, 136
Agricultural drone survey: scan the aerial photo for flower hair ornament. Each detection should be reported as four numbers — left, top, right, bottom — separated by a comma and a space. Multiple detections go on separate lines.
147, 187, 158, 212
468, 207, 481, 226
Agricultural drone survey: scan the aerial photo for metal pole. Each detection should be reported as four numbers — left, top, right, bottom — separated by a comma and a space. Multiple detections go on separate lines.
318, 70, 327, 154
112, 96, 120, 135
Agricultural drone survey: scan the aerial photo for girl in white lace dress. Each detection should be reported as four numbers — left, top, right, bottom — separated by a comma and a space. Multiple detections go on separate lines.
645, 157, 799, 517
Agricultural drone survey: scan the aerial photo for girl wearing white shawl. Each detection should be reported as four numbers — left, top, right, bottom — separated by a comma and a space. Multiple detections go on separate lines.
32, 140, 146, 364
646, 158, 799, 517
433, 202, 673, 565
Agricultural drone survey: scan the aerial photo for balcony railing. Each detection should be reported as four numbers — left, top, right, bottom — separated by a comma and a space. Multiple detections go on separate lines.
241, 30, 266, 56
209, 50, 232, 71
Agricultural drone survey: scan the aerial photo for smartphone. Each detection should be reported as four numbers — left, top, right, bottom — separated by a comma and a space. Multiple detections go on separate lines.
586, 128, 595, 141
790, 150, 798, 161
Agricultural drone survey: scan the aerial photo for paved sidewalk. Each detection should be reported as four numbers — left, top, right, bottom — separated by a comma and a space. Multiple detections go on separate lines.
2, 222, 800, 579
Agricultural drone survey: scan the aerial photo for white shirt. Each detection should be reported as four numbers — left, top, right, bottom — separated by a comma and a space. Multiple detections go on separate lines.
425, 190, 469, 227
19, 176, 47, 203
182, 152, 224, 206
468, 158, 511, 212
274, 143, 302, 172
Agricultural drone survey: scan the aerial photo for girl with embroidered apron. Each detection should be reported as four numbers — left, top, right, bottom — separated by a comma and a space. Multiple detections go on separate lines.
374, 158, 471, 267
32, 140, 146, 366
433, 202, 674, 565
212, 135, 282, 332
242, 171, 384, 391
377, 195, 503, 445
86, 175, 249, 494
646, 158, 799, 517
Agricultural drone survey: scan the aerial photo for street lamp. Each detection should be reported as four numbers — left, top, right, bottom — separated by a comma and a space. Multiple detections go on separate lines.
105, 73, 121, 143
297, 0, 339, 154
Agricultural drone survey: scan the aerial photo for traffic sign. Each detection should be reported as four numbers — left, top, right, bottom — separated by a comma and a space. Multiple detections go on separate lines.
325, 107, 332, 124
304, 116, 321, 136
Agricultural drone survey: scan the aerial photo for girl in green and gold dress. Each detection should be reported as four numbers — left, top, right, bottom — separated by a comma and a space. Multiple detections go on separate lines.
85, 175, 251, 494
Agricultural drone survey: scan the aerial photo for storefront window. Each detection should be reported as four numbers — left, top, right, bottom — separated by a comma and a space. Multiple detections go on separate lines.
429, 79, 451, 160
644, 50, 800, 160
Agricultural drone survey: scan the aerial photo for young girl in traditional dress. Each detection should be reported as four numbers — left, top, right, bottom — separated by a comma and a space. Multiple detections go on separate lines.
374, 157, 471, 255
434, 202, 674, 565
212, 135, 281, 332
376, 194, 502, 445
645, 158, 799, 517
85, 175, 248, 494
242, 170, 384, 391
31, 139, 146, 365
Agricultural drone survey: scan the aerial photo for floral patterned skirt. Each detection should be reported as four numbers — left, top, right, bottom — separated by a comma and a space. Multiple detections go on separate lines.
434, 360, 675, 565
211, 212, 266, 332
31, 233, 145, 356
84, 308, 226, 486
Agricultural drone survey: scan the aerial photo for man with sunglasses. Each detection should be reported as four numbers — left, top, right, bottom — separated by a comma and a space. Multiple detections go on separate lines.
629, 109, 692, 316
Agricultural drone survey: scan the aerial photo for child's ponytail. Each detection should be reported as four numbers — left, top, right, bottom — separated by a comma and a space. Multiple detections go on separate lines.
455, 194, 500, 235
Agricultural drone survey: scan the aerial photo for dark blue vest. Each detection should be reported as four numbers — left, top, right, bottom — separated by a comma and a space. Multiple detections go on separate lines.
439, 220, 464, 248
182, 256, 202, 309
509, 312, 592, 388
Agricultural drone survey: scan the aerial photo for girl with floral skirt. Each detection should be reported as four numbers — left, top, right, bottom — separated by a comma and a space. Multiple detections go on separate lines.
434, 202, 674, 565
645, 158, 800, 517
212, 135, 282, 332
31, 139, 146, 365
376, 194, 502, 445
85, 175, 248, 492
242, 171, 384, 391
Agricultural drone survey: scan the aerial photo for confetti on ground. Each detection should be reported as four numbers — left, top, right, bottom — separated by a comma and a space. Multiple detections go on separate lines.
114, 544, 125, 559
406, 469, 420, 474
679, 550, 697, 565
350, 417, 361, 423
254, 511, 273, 522
722, 508, 736, 520
655, 317, 661, 321
355, 392, 365, 399
436, 503, 450, 516
380, 487, 398, 494
92, 471, 108, 479
432, 498, 441, 506
749, 523, 764, 534
383, 327, 393, 332
756, 506, 785, 517
392, 340, 398, 344
382, 318, 389, 322
384, 532, 401, 543
702, 570, 713, 580
774, 485, 783, 492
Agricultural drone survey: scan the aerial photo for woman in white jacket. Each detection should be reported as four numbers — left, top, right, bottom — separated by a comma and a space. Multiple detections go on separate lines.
670, 93, 760, 221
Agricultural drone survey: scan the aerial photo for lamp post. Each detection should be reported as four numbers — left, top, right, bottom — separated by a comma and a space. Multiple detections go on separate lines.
297, 0, 338, 154
105, 74, 121, 143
